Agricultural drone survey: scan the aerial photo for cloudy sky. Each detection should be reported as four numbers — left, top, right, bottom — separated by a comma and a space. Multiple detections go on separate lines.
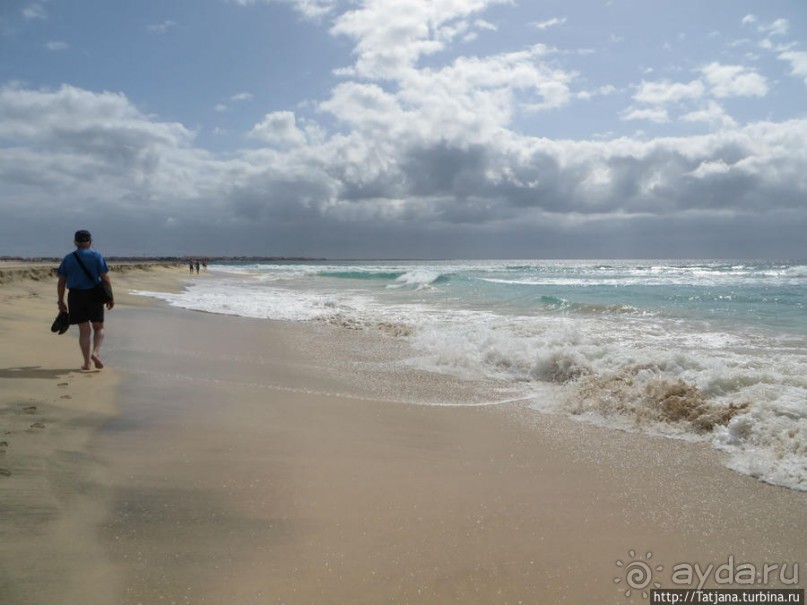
1, 0, 806, 258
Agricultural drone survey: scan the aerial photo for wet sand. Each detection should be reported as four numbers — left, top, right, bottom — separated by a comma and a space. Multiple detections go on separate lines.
0, 266, 805, 604
0, 264, 183, 604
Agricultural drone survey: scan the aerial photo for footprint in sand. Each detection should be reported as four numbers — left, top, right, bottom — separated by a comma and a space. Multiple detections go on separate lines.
29, 422, 45, 430
60, 395, 72, 400
23, 406, 37, 414
0, 441, 8, 453
0, 468, 11, 478
58, 383, 69, 388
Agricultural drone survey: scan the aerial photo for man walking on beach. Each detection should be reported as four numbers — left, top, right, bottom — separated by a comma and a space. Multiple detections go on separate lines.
56, 230, 114, 370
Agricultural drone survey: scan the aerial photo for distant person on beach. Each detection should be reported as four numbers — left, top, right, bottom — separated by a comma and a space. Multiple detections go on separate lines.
189, 259, 195, 274
195, 260, 200, 275
56, 230, 114, 371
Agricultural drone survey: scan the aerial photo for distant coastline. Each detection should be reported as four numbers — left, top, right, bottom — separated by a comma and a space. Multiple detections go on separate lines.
0, 256, 327, 264
0, 257, 326, 285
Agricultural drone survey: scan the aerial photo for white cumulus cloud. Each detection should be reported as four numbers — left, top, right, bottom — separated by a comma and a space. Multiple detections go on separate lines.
230, 0, 338, 19
633, 79, 705, 105
701, 62, 768, 98
620, 107, 670, 123
248, 111, 308, 146
532, 17, 567, 30
331, 0, 509, 79
760, 18, 789, 37
681, 101, 737, 129
778, 51, 807, 86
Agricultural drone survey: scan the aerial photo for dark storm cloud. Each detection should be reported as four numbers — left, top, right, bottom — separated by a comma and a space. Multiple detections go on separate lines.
2, 83, 806, 259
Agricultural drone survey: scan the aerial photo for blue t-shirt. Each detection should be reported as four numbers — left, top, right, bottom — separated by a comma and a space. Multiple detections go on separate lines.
57, 249, 109, 290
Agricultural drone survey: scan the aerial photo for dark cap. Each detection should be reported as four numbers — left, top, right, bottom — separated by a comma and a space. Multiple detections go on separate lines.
74, 230, 92, 243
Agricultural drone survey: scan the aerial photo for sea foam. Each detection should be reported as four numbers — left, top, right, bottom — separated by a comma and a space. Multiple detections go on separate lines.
134, 260, 807, 491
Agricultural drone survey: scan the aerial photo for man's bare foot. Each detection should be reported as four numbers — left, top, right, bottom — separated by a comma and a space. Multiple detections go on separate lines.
81, 363, 92, 371
91, 354, 104, 369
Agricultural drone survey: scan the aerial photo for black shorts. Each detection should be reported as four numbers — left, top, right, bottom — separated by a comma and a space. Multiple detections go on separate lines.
68, 288, 104, 325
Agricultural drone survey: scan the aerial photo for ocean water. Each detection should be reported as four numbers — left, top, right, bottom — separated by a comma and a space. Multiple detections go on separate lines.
135, 260, 807, 492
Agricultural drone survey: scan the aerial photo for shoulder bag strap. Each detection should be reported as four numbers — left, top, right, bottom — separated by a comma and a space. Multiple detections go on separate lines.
72, 251, 99, 283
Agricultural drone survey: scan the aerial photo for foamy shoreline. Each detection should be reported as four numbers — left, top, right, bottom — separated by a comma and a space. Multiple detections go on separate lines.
139, 261, 807, 492
1, 266, 805, 603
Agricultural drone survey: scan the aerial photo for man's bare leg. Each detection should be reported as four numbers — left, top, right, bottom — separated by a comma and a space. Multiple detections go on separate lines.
91, 321, 105, 369
78, 322, 92, 370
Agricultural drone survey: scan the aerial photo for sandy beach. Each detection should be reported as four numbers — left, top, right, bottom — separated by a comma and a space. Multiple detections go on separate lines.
1, 265, 805, 604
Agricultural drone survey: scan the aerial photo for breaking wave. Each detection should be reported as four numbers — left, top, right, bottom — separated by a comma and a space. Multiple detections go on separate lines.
135, 259, 807, 491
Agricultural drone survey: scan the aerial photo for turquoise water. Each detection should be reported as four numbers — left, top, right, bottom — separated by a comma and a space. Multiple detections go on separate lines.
309, 260, 807, 333
136, 259, 807, 491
